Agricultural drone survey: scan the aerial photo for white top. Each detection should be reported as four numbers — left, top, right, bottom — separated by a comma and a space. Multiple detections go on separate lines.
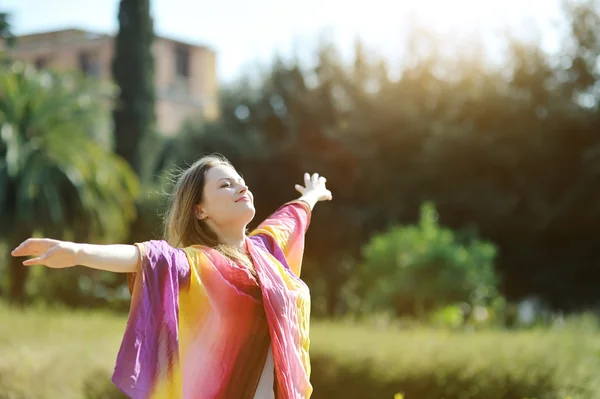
253, 346, 276, 399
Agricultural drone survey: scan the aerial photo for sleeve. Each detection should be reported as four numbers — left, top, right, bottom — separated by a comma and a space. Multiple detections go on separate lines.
249, 200, 311, 277
112, 240, 191, 399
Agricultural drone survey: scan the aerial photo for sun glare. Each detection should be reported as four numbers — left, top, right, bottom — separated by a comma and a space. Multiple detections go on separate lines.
406, 0, 558, 33
333, 0, 561, 42
318, 0, 564, 69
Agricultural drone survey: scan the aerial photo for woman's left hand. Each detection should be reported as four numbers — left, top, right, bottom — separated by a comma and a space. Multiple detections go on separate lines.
295, 173, 332, 203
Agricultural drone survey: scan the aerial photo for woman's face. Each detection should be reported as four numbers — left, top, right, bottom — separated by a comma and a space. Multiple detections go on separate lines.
196, 163, 255, 228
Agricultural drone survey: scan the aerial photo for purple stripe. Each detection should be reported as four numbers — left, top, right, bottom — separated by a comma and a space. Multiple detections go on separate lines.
250, 234, 290, 271
112, 240, 190, 398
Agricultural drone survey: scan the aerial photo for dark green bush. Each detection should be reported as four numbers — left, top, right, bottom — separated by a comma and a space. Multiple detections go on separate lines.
357, 202, 499, 318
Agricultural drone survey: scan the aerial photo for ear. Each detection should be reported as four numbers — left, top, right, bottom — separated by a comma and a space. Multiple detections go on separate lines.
195, 205, 207, 220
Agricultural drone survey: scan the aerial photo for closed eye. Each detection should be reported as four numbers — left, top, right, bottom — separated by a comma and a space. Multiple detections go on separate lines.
218, 177, 245, 188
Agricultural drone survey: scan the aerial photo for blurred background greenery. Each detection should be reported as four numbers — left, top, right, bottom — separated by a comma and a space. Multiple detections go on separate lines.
2, 0, 600, 397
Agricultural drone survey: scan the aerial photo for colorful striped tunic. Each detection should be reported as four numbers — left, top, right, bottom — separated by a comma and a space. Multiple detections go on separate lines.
112, 201, 313, 399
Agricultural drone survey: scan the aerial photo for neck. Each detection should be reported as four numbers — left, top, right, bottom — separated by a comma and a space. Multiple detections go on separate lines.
214, 224, 247, 250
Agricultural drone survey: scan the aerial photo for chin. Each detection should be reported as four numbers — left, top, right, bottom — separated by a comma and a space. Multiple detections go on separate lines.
240, 206, 256, 225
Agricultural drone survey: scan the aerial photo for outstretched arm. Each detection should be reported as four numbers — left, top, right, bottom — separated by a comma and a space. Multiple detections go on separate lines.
11, 238, 139, 273
249, 172, 332, 276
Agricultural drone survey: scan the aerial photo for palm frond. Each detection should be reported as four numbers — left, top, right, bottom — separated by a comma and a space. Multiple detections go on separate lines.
0, 62, 140, 244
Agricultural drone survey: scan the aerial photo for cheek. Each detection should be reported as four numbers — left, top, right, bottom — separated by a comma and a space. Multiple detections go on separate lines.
217, 190, 235, 203
203, 190, 225, 212
207, 191, 234, 211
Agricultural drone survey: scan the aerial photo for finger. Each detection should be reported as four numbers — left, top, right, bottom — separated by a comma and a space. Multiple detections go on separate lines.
319, 176, 327, 184
23, 257, 45, 266
12, 238, 56, 256
11, 238, 38, 256
312, 173, 319, 184
304, 173, 310, 185
11, 239, 29, 256
295, 184, 305, 194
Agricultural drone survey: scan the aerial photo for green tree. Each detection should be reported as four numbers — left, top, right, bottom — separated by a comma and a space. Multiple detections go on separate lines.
0, 11, 16, 65
111, 0, 156, 178
0, 12, 15, 48
357, 202, 499, 318
0, 63, 140, 303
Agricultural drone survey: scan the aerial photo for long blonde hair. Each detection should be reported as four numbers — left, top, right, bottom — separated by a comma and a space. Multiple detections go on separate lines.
163, 154, 253, 269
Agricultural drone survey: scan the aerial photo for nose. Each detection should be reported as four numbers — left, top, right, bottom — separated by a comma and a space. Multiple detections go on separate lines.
238, 183, 248, 194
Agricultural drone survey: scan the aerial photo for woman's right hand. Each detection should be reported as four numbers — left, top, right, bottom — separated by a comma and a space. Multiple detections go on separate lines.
11, 238, 80, 268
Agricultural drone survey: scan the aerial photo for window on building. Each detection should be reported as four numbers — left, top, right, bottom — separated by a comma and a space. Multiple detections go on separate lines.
175, 45, 190, 78
78, 51, 101, 77
34, 57, 48, 69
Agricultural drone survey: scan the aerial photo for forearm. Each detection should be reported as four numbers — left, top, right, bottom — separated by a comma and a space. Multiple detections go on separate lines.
76, 243, 140, 273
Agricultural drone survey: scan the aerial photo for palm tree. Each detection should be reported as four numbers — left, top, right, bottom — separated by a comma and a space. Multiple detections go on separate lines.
0, 62, 140, 303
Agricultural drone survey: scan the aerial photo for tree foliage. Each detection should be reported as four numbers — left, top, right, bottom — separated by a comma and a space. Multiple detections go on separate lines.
0, 12, 15, 48
0, 63, 140, 303
157, 0, 600, 316
111, 0, 156, 178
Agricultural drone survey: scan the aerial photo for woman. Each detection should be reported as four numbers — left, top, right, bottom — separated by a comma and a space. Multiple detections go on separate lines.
11, 154, 332, 399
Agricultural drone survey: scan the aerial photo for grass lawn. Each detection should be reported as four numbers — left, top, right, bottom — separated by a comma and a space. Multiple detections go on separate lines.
1, 304, 599, 399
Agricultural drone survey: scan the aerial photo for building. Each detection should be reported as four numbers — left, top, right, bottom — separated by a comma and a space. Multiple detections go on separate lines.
6, 28, 219, 136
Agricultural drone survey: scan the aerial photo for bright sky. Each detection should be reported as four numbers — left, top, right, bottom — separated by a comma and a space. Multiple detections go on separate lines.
4, 0, 565, 83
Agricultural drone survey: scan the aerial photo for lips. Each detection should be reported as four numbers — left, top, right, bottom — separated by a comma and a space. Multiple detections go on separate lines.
236, 195, 251, 203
